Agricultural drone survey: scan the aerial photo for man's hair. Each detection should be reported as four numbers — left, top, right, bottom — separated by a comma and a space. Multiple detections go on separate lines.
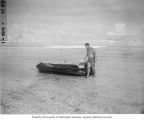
85, 43, 89, 46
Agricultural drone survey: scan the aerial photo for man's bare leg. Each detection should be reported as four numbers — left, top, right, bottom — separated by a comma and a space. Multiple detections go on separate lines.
91, 62, 96, 78
86, 62, 90, 78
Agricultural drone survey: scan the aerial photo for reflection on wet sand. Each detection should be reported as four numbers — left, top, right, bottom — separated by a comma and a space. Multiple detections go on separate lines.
0, 46, 144, 114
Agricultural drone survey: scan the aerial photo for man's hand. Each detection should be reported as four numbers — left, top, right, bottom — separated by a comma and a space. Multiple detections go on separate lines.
84, 57, 88, 63
94, 56, 97, 62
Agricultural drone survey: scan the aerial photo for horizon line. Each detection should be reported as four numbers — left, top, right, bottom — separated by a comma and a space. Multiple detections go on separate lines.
0, 45, 107, 48
48, 45, 107, 48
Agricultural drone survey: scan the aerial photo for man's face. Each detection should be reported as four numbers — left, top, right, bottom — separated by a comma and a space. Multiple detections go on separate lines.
85, 45, 89, 49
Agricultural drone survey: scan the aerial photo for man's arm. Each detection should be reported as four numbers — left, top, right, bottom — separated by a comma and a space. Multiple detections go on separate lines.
84, 50, 88, 63
84, 53, 88, 63
92, 48, 97, 61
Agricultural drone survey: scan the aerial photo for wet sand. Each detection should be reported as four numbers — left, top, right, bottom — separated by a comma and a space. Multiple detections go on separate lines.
0, 46, 144, 114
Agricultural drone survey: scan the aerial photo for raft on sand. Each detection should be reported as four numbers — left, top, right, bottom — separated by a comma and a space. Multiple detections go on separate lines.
36, 62, 93, 76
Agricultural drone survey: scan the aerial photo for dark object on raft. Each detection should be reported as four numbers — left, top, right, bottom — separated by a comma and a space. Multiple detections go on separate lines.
36, 63, 93, 76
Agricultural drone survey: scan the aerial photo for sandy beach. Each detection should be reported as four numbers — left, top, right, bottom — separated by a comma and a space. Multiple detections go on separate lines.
0, 46, 144, 114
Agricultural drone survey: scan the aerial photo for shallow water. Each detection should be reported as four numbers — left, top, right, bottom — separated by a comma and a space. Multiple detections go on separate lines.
0, 46, 144, 114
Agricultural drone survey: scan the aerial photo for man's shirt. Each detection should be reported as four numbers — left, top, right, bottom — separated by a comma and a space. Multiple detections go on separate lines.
87, 47, 96, 58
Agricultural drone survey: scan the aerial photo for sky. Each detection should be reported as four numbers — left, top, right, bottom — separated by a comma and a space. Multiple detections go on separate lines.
7, 0, 144, 46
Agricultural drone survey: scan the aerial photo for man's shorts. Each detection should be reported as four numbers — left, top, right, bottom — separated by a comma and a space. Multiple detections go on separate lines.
87, 57, 95, 66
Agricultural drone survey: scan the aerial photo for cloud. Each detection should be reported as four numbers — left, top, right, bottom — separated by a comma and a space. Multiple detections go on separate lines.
107, 22, 126, 36
107, 32, 115, 36
115, 23, 126, 36
8, 24, 49, 44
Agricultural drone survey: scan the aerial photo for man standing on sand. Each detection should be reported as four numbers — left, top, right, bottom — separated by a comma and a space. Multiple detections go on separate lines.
84, 43, 96, 78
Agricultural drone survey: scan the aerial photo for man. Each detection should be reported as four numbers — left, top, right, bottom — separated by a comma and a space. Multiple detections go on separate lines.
84, 43, 96, 78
